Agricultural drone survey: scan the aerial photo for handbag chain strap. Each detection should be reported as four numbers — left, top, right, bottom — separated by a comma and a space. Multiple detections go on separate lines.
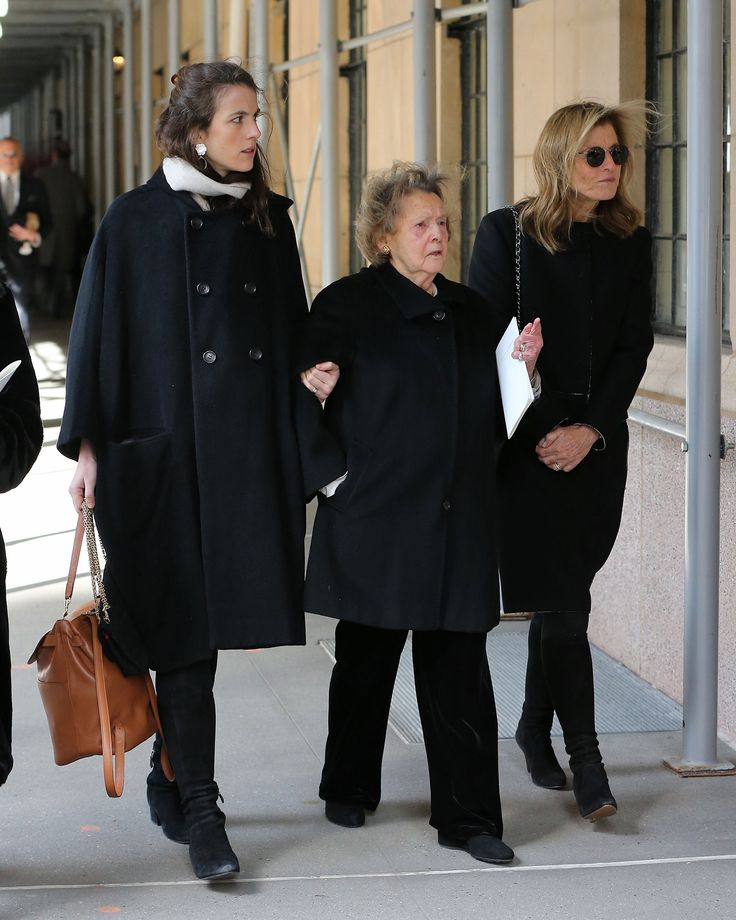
64, 501, 111, 623
82, 501, 111, 624
508, 205, 522, 331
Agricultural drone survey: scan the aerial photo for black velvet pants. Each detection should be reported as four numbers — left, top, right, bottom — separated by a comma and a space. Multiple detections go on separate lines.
319, 620, 503, 840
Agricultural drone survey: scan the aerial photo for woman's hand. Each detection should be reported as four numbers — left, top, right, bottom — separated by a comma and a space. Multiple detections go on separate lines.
512, 318, 543, 379
535, 424, 599, 473
69, 438, 97, 511
301, 361, 340, 402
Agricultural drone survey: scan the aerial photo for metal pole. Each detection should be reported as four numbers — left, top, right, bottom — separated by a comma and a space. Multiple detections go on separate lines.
91, 30, 103, 222
168, 0, 181, 81
319, 0, 339, 287
486, 0, 513, 210
103, 13, 116, 208
76, 40, 86, 176
665, 0, 734, 776
412, 0, 436, 164
140, 0, 153, 181
122, 1, 135, 191
203, 0, 218, 60
251, 0, 269, 150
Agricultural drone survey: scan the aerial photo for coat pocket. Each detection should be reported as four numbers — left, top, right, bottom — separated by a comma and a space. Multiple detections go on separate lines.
323, 439, 372, 512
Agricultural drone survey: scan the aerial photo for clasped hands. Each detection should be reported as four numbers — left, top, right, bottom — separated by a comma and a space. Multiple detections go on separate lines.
536, 423, 600, 473
301, 361, 340, 402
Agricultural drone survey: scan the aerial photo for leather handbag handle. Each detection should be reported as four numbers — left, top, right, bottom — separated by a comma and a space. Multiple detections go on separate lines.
91, 618, 125, 797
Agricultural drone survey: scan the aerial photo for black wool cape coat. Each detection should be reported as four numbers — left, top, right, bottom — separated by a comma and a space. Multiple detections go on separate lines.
0, 283, 43, 782
58, 168, 327, 673
298, 263, 504, 633
468, 207, 654, 614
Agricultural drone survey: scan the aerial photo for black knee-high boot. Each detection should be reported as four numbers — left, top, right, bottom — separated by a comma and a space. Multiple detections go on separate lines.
515, 614, 566, 790
156, 660, 239, 880
146, 731, 188, 844
539, 613, 616, 820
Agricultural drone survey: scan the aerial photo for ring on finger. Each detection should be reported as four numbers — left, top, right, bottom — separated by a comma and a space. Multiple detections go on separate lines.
553, 462, 561, 472
519, 342, 527, 354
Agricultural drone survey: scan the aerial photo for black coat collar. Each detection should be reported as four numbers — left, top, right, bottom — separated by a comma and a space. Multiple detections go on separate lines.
372, 262, 462, 320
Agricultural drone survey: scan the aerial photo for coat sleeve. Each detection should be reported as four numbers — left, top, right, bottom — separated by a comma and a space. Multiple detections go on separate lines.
577, 229, 654, 442
57, 222, 108, 460
0, 284, 42, 493
294, 282, 351, 500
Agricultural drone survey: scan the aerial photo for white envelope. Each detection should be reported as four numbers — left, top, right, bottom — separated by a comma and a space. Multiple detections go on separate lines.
495, 318, 533, 439
0, 359, 21, 395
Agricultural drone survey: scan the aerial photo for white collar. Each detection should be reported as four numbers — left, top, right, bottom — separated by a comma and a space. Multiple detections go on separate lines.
162, 157, 251, 200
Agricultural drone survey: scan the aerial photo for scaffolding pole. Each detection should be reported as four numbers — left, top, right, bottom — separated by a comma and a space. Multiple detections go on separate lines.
140, 0, 153, 181
251, 0, 269, 150
319, 0, 339, 287
203, 0, 218, 60
665, 0, 734, 778
486, 0, 513, 209
122, 0, 135, 191
413, 0, 436, 164
168, 0, 181, 81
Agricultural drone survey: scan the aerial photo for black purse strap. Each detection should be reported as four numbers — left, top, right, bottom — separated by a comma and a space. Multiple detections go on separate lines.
508, 205, 522, 332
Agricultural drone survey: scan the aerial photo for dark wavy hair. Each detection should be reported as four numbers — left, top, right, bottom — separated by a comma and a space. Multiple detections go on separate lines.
155, 60, 273, 236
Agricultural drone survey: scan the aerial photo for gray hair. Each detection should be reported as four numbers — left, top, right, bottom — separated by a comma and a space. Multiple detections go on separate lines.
355, 161, 450, 266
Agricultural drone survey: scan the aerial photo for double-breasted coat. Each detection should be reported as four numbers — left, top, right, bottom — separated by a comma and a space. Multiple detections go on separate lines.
58, 167, 326, 673
0, 282, 43, 782
298, 263, 504, 633
469, 208, 653, 613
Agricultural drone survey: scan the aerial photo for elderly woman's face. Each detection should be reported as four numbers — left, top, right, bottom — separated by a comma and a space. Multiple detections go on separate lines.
570, 121, 622, 219
380, 191, 448, 287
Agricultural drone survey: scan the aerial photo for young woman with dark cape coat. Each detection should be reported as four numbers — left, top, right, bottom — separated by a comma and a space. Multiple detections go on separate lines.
57, 61, 343, 881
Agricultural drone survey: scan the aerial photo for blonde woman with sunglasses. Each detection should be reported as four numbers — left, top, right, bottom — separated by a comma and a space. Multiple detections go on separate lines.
468, 101, 654, 822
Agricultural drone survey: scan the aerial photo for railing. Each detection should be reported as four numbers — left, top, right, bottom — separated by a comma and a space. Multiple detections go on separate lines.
628, 408, 734, 458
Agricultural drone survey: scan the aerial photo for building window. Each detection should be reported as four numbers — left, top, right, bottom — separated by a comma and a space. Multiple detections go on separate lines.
341, 0, 368, 273
646, 0, 731, 342
449, 10, 487, 281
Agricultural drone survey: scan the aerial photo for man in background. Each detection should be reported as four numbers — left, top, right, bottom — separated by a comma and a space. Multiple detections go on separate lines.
0, 137, 52, 342
36, 140, 91, 319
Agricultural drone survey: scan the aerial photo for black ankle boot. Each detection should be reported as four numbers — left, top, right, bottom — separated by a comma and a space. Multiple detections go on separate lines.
186, 784, 240, 880
146, 734, 189, 844
572, 762, 617, 820
515, 721, 566, 790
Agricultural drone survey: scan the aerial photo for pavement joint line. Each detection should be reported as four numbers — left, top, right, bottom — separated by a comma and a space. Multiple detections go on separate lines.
3, 853, 736, 891
245, 655, 323, 763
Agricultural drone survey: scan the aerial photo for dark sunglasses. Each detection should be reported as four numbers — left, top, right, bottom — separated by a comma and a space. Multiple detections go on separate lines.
576, 144, 629, 168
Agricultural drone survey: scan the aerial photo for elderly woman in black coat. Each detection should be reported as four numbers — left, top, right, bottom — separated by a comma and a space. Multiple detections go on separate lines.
58, 62, 340, 881
0, 283, 43, 786
469, 101, 653, 822
299, 162, 542, 865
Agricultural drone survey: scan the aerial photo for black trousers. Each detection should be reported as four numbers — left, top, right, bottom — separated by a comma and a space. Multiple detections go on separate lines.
319, 620, 503, 840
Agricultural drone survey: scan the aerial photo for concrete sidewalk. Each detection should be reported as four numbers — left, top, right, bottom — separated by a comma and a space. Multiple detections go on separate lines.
1, 320, 735, 919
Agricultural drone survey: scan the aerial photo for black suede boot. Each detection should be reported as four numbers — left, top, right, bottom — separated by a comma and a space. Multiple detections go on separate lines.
146, 733, 189, 844
540, 615, 617, 821
516, 614, 566, 790
157, 662, 240, 880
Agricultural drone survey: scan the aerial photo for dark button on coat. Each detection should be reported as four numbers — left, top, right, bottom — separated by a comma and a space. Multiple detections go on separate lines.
468, 208, 653, 613
58, 168, 323, 673
298, 263, 504, 633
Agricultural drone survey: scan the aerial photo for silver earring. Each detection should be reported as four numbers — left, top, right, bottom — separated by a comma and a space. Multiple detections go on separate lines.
382, 245, 390, 255
194, 142, 207, 170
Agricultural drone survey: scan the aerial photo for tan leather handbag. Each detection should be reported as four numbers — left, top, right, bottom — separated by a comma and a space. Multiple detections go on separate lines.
28, 502, 173, 797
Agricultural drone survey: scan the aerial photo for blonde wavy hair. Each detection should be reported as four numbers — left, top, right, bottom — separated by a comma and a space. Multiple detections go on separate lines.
519, 100, 653, 253
355, 161, 450, 266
